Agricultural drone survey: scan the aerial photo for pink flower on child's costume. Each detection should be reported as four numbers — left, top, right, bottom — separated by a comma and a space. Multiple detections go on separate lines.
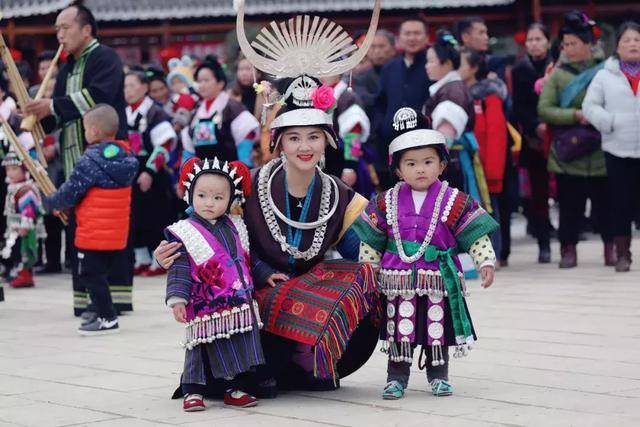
311, 85, 337, 113
232, 279, 243, 291
350, 145, 361, 158
197, 260, 223, 287
534, 77, 545, 95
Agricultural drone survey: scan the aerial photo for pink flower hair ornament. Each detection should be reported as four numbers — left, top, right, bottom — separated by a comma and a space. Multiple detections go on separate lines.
311, 85, 337, 114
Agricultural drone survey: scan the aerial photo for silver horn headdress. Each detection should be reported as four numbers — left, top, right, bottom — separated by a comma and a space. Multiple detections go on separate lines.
236, 0, 381, 78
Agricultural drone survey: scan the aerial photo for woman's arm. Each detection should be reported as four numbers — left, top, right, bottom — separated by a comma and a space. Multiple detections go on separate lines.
582, 72, 614, 133
537, 71, 577, 126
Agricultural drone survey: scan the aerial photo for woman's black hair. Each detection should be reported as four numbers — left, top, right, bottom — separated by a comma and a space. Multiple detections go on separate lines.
195, 55, 227, 88
616, 21, 640, 47
432, 30, 461, 69
560, 10, 595, 44
527, 22, 551, 42
145, 66, 167, 85
0, 73, 8, 94
460, 47, 488, 80
125, 69, 149, 85
390, 144, 449, 181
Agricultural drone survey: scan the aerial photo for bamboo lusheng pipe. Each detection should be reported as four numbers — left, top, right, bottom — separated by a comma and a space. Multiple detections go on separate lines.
0, 116, 68, 225
0, 33, 48, 167
21, 45, 63, 133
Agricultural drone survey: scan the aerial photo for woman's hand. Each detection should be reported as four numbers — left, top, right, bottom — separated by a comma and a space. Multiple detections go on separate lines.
574, 110, 589, 125
437, 121, 458, 140
154, 240, 182, 269
480, 266, 495, 289
172, 303, 187, 323
535, 123, 547, 141
341, 169, 357, 187
137, 172, 153, 192
266, 273, 289, 288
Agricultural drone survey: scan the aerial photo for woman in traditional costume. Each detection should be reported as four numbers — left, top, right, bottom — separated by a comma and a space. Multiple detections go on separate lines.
124, 70, 178, 276
181, 56, 260, 167
318, 74, 375, 197
424, 30, 491, 211
351, 107, 498, 399
156, 0, 383, 397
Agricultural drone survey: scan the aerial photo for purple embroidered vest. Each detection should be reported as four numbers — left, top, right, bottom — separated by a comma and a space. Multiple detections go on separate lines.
167, 216, 262, 350
379, 181, 467, 364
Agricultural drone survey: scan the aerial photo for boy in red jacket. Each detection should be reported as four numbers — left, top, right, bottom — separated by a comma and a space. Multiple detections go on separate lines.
43, 104, 138, 335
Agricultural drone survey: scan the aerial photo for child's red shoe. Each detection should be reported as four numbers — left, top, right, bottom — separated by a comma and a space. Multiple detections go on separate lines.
223, 390, 258, 408
10, 269, 34, 288
142, 267, 166, 277
133, 264, 150, 276
183, 394, 205, 412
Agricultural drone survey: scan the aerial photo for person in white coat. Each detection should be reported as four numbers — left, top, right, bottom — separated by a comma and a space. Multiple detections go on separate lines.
583, 21, 640, 272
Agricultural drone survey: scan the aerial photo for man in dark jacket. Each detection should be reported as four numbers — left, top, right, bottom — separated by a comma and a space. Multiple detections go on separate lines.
25, 5, 130, 316
374, 19, 431, 188
43, 104, 138, 335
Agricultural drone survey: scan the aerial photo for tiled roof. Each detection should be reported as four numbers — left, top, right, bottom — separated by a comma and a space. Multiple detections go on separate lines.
1, 0, 514, 20
0, 0, 72, 18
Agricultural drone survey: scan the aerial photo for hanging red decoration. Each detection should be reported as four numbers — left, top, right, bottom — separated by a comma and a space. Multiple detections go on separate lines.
159, 45, 182, 71
9, 48, 22, 61
513, 31, 527, 46
592, 25, 602, 40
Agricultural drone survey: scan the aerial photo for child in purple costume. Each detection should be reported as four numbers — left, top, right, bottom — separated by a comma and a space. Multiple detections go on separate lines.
165, 157, 264, 412
352, 107, 498, 399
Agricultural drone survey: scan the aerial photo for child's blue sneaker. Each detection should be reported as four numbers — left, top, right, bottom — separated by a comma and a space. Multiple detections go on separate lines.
430, 379, 454, 397
382, 380, 405, 400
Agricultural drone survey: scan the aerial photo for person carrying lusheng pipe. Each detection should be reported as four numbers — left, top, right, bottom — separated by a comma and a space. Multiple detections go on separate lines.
24, 4, 132, 317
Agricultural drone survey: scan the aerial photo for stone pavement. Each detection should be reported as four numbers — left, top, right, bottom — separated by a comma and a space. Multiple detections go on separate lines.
1, 229, 640, 426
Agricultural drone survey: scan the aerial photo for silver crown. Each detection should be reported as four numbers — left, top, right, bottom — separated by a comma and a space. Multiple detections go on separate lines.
283, 75, 318, 107
392, 107, 418, 132
183, 157, 244, 204
236, 0, 381, 78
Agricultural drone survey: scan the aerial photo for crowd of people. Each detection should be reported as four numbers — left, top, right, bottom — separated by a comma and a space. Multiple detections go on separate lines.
0, 1, 638, 413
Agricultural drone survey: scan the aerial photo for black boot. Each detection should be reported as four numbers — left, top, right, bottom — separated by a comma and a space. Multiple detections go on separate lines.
614, 236, 632, 272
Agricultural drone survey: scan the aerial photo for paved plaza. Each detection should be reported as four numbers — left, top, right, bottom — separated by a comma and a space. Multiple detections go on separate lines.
1, 227, 640, 426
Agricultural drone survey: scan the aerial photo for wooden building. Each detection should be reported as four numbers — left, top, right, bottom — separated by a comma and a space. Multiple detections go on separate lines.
2, 0, 639, 68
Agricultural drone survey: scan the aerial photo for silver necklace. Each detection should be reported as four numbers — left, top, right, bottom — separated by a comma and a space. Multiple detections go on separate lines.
258, 159, 336, 260
386, 181, 449, 264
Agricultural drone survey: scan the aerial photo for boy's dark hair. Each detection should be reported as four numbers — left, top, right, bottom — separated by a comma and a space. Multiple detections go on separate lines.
195, 55, 227, 88
84, 103, 119, 139
460, 47, 488, 80
432, 30, 461, 69
37, 50, 57, 63
390, 145, 449, 182
455, 16, 485, 43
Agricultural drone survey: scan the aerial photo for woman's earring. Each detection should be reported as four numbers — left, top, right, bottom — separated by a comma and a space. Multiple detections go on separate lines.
280, 152, 288, 170
319, 154, 326, 170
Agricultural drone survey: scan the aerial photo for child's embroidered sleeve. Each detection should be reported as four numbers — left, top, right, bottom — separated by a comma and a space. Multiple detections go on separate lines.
468, 235, 496, 270
351, 191, 389, 264
17, 187, 40, 230
145, 115, 177, 175
164, 230, 192, 306
443, 190, 499, 253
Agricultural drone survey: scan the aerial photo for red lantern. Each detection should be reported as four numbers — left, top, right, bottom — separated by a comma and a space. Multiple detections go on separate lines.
9, 48, 22, 62
159, 45, 182, 71
513, 31, 527, 46
592, 25, 602, 40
